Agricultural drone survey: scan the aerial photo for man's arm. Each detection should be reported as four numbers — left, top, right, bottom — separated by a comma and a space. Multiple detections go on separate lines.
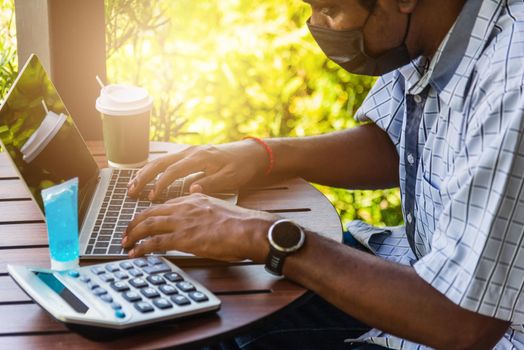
265, 123, 400, 189
283, 232, 510, 350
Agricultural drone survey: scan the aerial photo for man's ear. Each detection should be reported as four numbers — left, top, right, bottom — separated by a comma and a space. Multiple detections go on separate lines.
398, 0, 418, 14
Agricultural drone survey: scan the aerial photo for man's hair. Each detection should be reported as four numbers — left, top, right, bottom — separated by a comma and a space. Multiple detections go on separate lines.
358, 0, 377, 11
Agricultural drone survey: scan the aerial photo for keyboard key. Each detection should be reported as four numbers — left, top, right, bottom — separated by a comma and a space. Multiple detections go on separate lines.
91, 266, 106, 275
171, 295, 191, 306
98, 236, 111, 242
109, 206, 120, 211
129, 277, 148, 288
99, 274, 115, 283
93, 248, 107, 254
93, 287, 108, 296
138, 201, 149, 207
110, 281, 130, 292
143, 263, 171, 275
123, 203, 135, 208
88, 282, 100, 290
159, 284, 178, 295
134, 301, 154, 313
102, 223, 115, 229
100, 294, 113, 303
146, 275, 166, 285
111, 302, 122, 310
100, 230, 113, 235
89, 238, 96, 244
68, 270, 80, 278
107, 211, 119, 217
108, 245, 123, 254
122, 209, 134, 214
110, 200, 123, 206
118, 220, 130, 226
95, 242, 109, 248
141, 287, 160, 299
120, 214, 133, 220
114, 188, 126, 194
164, 272, 183, 282
153, 298, 172, 309
128, 268, 143, 277
85, 245, 93, 254
106, 264, 120, 273
80, 275, 91, 283
176, 281, 196, 292
123, 290, 142, 302
105, 217, 118, 223
133, 258, 149, 268
147, 256, 163, 265
119, 261, 134, 270
112, 194, 125, 200
114, 271, 128, 280
188, 291, 209, 302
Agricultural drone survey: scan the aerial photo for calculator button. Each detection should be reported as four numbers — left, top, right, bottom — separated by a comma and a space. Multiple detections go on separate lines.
88, 282, 100, 290
123, 291, 142, 302
100, 294, 113, 303
141, 287, 160, 299
99, 274, 115, 283
133, 258, 149, 268
68, 270, 80, 278
153, 298, 172, 309
171, 295, 191, 306
114, 271, 129, 280
93, 287, 108, 296
111, 302, 122, 310
134, 301, 154, 313
147, 256, 163, 265
146, 275, 166, 285
115, 310, 126, 319
176, 281, 196, 292
106, 264, 120, 273
188, 291, 209, 303
129, 277, 148, 288
111, 281, 130, 292
91, 266, 106, 275
80, 275, 91, 283
159, 284, 178, 295
143, 263, 171, 275
128, 268, 143, 277
119, 261, 134, 270
164, 272, 183, 282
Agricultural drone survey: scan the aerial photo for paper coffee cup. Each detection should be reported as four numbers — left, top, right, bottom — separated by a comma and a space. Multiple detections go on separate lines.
96, 84, 153, 168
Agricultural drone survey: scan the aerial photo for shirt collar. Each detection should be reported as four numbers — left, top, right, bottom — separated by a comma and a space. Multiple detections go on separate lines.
398, 0, 503, 110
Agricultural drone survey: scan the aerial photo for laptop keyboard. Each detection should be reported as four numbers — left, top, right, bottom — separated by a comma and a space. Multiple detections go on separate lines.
85, 169, 186, 256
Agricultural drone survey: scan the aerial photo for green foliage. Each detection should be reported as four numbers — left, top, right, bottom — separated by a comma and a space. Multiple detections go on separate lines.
106, 0, 402, 228
0, 0, 17, 104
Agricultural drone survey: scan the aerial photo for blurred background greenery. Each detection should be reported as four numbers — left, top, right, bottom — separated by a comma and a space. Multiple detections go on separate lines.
0, 0, 402, 228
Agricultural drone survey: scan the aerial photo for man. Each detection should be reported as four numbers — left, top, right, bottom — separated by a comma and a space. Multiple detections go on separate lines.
123, 0, 524, 348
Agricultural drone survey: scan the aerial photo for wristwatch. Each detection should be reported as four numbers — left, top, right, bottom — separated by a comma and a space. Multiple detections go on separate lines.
265, 219, 306, 276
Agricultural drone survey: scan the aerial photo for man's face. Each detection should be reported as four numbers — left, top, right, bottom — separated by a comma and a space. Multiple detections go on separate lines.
304, 0, 411, 57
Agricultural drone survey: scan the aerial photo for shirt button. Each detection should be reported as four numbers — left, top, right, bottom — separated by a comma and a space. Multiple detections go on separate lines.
407, 153, 415, 165
406, 213, 413, 224
413, 94, 423, 104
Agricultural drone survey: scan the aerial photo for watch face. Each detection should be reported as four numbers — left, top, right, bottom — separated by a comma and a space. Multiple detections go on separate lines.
272, 221, 303, 249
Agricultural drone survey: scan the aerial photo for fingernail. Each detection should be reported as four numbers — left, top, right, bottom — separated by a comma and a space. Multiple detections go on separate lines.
129, 249, 135, 257
148, 190, 155, 200
190, 183, 203, 193
121, 237, 127, 247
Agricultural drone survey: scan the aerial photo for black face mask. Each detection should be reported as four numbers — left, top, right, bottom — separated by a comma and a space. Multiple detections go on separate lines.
307, 13, 412, 76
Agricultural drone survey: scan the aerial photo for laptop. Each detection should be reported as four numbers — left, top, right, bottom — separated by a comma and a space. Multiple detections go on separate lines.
0, 54, 237, 259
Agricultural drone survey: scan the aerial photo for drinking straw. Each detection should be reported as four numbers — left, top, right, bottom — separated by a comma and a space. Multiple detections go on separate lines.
41, 99, 49, 114
95, 75, 105, 89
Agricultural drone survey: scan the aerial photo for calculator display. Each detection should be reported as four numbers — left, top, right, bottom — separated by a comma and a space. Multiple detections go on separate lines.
34, 272, 89, 314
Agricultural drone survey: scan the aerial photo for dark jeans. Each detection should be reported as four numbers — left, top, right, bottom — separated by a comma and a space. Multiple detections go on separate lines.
199, 232, 387, 350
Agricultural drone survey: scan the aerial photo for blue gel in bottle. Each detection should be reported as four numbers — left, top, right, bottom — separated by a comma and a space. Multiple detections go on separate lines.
41, 178, 80, 270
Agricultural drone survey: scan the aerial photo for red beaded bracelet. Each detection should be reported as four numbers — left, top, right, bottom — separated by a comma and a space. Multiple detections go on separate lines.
243, 136, 274, 176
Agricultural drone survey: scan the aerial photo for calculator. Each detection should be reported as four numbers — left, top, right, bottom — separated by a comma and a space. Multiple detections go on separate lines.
7, 257, 221, 329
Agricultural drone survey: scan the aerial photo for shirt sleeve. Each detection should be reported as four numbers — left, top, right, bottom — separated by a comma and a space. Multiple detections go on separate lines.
354, 70, 405, 149
414, 87, 524, 323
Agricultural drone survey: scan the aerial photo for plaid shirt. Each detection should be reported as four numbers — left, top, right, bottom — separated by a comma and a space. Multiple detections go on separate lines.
347, 0, 524, 348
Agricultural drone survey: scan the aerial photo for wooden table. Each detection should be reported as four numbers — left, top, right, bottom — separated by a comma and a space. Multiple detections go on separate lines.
0, 141, 342, 349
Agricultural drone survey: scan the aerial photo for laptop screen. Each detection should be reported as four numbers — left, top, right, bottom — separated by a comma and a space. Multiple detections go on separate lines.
0, 55, 100, 225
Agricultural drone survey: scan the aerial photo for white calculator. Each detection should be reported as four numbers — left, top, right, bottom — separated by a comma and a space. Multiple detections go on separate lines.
8, 257, 221, 329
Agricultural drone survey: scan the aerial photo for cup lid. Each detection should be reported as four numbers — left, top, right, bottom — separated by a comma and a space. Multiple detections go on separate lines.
96, 84, 153, 116
21, 111, 67, 163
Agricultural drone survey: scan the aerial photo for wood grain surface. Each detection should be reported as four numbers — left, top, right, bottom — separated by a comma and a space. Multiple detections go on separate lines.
0, 141, 342, 349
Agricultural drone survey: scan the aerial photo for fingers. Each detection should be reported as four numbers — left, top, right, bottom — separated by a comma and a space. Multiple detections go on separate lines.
149, 158, 203, 200
189, 168, 236, 194
127, 151, 188, 197
129, 234, 173, 257
123, 205, 177, 247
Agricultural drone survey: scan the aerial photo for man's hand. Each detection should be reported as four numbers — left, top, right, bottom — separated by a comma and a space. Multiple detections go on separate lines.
127, 141, 268, 200
122, 193, 278, 262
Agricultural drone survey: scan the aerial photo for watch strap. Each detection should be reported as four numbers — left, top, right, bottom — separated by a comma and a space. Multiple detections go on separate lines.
265, 246, 288, 276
